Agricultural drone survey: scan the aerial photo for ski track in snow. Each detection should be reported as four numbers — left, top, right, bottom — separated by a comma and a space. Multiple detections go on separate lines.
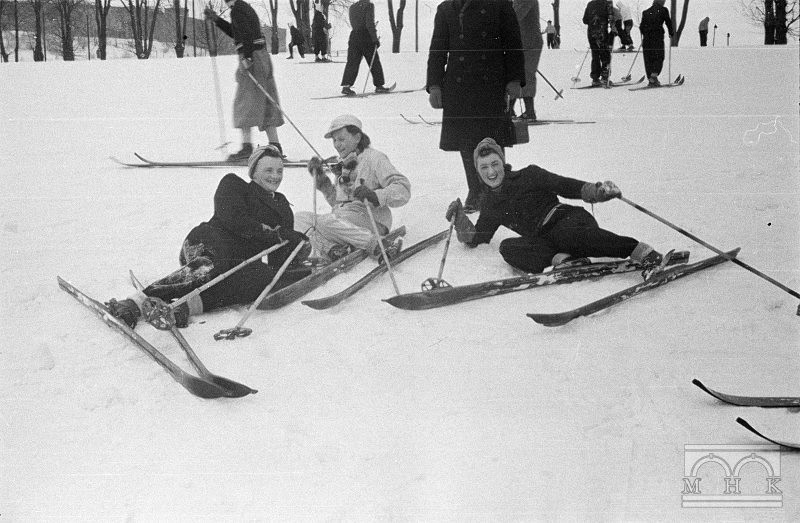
1, 46, 799, 519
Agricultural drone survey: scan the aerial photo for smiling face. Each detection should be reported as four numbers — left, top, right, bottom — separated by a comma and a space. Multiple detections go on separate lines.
251, 155, 284, 193
476, 152, 505, 189
330, 127, 361, 158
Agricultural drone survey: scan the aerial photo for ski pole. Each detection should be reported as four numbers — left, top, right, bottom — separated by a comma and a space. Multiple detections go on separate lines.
617, 196, 800, 311
536, 69, 564, 100
668, 34, 672, 84
362, 186, 400, 295
245, 70, 330, 165
214, 241, 308, 340
621, 44, 641, 82
572, 48, 589, 84
362, 45, 378, 95
421, 214, 455, 290
169, 240, 288, 310
203, 18, 228, 151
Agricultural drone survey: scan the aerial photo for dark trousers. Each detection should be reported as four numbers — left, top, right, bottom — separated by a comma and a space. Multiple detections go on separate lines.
341, 37, 384, 87
546, 34, 556, 49
497, 207, 639, 273
623, 20, 634, 46
699, 30, 708, 46
642, 36, 665, 77
588, 33, 611, 80
288, 41, 304, 58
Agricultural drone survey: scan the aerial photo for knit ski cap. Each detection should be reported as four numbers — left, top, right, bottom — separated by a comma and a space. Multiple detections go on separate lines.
473, 137, 505, 168
325, 114, 363, 138
247, 144, 283, 178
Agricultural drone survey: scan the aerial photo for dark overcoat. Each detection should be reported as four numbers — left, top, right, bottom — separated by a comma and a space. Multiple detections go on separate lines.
426, 0, 525, 151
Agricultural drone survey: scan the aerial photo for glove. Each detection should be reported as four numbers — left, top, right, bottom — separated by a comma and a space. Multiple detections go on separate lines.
353, 185, 379, 207
505, 80, 522, 98
307, 155, 324, 174
260, 224, 283, 243
581, 180, 622, 203
240, 57, 253, 70
428, 86, 443, 109
203, 7, 217, 20
373, 40, 381, 49
278, 226, 309, 247
445, 198, 463, 222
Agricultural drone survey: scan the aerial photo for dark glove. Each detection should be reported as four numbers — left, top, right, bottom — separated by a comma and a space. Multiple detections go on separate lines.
240, 57, 253, 70
505, 80, 522, 98
278, 227, 308, 247
353, 185, 379, 207
445, 198, 463, 222
373, 40, 381, 49
445, 198, 476, 243
581, 181, 622, 203
307, 155, 324, 174
203, 7, 217, 20
428, 86, 442, 109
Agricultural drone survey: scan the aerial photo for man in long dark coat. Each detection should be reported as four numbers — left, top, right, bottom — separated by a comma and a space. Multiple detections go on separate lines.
426, 0, 525, 213
640, 0, 673, 86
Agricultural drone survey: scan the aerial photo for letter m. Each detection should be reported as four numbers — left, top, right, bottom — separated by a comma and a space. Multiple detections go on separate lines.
682, 477, 701, 494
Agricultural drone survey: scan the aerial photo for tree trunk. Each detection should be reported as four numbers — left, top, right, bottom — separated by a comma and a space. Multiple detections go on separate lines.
32, 0, 43, 61
14, 0, 19, 61
173, 0, 185, 57
388, 0, 406, 53
94, 0, 110, 60
269, 0, 279, 54
671, 0, 689, 46
764, 0, 776, 44
56, 0, 76, 61
774, 0, 788, 44
0, 0, 8, 62
552, 0, 560, 49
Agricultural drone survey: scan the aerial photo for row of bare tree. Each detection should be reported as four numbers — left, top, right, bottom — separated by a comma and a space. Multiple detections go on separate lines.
1, 0, 795, 63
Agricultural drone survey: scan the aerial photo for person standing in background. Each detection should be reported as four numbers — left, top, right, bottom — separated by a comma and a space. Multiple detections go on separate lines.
698, 16, 710, 47
616, 1, 635, 51
640, 0, 673, 86
286, 22, 305, 59
312, 0, 331, 62
512, 0, 544, 121
544, 20, 558, 49
340, 0, 390, 96
205, 0, 285, 160
426, 0, 525, 214
583, 0, 613, 86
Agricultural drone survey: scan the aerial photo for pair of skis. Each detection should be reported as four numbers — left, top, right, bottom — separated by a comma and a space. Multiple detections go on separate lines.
629, 74, 685, 91
310, 83, 424, 100
693, 380, 800, 450
570, 75, 645, 90
58, 276, 257, 399
400, 114, 596, 127
112, 153, 338, 169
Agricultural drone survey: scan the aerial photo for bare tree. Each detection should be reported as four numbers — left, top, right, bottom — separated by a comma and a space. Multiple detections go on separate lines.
670, 0, 689, 45
120, 0, 161, 58
171, 0, 188, 56
551, 0, 560, 48
52, 0, 78, 60
386, 0, 405, 52
93, 0, 111, 59
740, 0, 798, 44
0, 0, 8, 61
14, 0, 20, 61
31, 0, 44, 60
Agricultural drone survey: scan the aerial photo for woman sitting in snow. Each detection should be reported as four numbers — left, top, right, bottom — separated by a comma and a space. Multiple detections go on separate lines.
294, 114, 411, 262
107, 145, 309, 328
445, 137, 665, 274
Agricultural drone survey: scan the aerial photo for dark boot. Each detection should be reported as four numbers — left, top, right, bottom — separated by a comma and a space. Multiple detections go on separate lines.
227, 143, 253, 161
105, 298, 142, 329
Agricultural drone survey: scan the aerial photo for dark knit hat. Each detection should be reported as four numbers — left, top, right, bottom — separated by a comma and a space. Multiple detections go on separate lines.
473, 137, 505, 168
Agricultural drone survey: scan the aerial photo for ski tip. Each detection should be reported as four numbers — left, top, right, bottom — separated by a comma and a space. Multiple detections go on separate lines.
526, 313, 569, 327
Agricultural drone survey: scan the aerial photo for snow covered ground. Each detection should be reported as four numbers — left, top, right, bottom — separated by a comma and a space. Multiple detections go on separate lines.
1, 45, 798, 519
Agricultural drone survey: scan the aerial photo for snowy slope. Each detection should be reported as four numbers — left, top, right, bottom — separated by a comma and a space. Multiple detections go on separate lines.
1, 46, 799, 519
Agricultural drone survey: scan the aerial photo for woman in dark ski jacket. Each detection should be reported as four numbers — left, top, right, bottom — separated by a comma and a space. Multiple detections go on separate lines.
107, 146, 309, 328
445, 138, 665, 274
426, 0, 525, 214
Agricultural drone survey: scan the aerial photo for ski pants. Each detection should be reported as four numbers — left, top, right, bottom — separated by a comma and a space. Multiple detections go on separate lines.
294, 206, 384, 259
341, 34, 384, 88
642, 36, 666, 77
588, 32, 611, 80
497, 207, 639, 273
699, 30, 708, 47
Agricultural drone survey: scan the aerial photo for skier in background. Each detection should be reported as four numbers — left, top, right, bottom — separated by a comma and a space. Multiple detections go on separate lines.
544, 21, 558, 49
639, 0, 674, 86
583, 0, 614, 86
286, 22, 305, 59
340, 0, 390, 96
698, 16, 710, 47
615, 1, 635, 51
312, 1, 331, 62
205, 0, 285, 161
444, 138, 666, 275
